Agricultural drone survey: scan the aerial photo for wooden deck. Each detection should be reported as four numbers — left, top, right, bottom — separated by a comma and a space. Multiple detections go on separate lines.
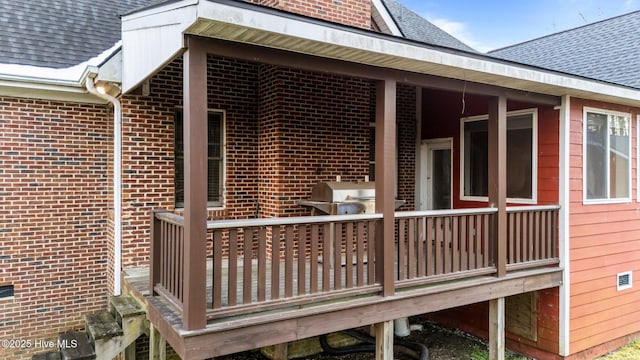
124, 264, 562, 359
135, 206, 562, 359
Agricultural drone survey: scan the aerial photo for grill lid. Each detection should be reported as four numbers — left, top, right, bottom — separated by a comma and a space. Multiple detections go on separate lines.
310, 181, 375, 203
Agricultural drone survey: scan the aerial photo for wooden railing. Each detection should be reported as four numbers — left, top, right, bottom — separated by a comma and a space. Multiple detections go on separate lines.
150, 205, 560, 323
506, 205, 560, 270
150, 211, 185, 307
394, 208, 498, 288
205, 214, 381, 318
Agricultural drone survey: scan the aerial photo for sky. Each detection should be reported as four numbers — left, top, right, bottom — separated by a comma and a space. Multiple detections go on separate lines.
398, 0, 640, 52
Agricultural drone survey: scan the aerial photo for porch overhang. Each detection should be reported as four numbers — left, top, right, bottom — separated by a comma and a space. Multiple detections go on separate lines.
122, 0, 640, 106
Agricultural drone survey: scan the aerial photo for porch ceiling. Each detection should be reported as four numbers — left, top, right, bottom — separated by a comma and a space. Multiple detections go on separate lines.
122, 0, 640, 106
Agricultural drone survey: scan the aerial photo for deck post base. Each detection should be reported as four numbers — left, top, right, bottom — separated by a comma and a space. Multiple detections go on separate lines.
489, 297, 505, 360
273, 343, 288, 360
375, 320, 394, 360
150, 324, 167, 360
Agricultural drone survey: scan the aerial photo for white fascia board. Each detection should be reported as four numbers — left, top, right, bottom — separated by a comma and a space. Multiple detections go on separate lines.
371, 0, 402, 36
0, 80, 107, 104
196, 1, 640, 103
121, 1, 198, 93
0, 41, 122, 103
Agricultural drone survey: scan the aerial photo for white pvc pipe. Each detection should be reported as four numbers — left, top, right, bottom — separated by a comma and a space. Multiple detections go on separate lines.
86, 76, 122, 296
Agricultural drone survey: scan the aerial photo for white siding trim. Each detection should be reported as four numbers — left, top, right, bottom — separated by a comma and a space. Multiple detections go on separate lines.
558, 95, 571, 356
371, 0, 402, 36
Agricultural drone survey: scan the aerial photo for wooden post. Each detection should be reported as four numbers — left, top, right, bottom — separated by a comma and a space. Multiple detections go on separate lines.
489, 297, 506, 360
375, 320, 394, 360
149, 210, 165, 296
487, 96, 507, 277
273, 343, 288, 360
375, 79, 396, 296
124, 343, 136, 360
149, 324, 167, 360
182, 36, 208, 330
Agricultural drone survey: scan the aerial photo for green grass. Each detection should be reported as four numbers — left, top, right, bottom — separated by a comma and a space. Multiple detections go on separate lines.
597, 340, 640, 360
468, 345, 530, 360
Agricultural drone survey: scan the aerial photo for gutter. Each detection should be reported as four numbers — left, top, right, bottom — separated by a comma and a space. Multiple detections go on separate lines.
85, 71, 123, 297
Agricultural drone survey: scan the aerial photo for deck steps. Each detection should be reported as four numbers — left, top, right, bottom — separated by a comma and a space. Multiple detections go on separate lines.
85, 312, 123, 342
32, 351, 61, 360
31, 296, 146, 360
59, 332, 95, 360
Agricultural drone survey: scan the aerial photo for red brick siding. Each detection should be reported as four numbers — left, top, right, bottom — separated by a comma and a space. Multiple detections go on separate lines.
119, 56, 415, 265
0, 97, 111, 359
119, 55, 260, 268
568, 98, 640, 356
246, 0, 371, 29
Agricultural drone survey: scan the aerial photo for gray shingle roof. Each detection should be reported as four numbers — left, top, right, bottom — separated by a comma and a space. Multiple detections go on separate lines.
489, 11, 640, 89
0, 0, 158, 68
380, 0, 476, 53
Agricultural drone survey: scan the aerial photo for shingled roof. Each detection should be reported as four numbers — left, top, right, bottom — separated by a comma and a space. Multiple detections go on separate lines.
489, 11, 640, 89
0, 0, 158, 69
0, 0, 477, 71
380, 0, 476, 52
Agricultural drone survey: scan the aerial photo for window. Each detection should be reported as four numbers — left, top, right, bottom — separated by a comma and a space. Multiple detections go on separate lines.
0, 284, 14, 299
175, 109, 225, 208
461, 109, 537, 203
583, 108, 630, 203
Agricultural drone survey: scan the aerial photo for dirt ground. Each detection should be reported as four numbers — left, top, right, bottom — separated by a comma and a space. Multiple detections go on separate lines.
217, 317, 531, 360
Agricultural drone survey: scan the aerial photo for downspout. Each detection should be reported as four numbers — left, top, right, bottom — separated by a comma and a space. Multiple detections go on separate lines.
86, 74, 123, 296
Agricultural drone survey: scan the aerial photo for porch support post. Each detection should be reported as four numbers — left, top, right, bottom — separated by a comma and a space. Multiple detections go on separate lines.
375, 320, 394, 360
375, 79, 396, 296
489, 297, 506, 360
487, 96, 507, 277
149, 324, 167, 360
182, 36, 208, 330
414, 87, 423, 210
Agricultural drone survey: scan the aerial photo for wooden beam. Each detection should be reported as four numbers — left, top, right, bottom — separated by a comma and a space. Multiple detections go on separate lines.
375, 79, 396, 296
182, 36, 208, 330
150, 324, 167, 360
155, 268, 561, 358
488, 96, 507, 277
273, 343, 288, 360
199, 37, 560, 106
489, 297, 506, 360
375, 320, 394, 360
414, 87, 423, 210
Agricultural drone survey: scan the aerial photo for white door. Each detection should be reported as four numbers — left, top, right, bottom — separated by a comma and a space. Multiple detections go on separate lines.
420, 138, 453, 210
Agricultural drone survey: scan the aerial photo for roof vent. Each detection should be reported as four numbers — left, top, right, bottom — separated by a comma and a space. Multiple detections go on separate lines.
617, 271, 632, 291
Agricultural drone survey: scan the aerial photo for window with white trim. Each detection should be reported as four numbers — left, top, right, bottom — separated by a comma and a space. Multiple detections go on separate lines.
175, 109, 225, 208
461, 109, 537, 203
583, 108, 630, 203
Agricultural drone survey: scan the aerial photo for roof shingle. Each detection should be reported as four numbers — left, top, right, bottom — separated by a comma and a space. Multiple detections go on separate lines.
489, 11, 640, 89
0, 0, 158, 68
380, 0, 476, 53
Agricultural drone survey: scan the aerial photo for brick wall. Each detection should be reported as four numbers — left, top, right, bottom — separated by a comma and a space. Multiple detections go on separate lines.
246, 0, 371, 29
0, 97, 111, 359
118, 55, 417, 266
397, 84, 417, 210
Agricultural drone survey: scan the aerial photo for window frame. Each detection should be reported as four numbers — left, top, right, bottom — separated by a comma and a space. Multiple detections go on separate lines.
582, 107, 632, 205
459, 108, 538, 204
174, 108, 226, 210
